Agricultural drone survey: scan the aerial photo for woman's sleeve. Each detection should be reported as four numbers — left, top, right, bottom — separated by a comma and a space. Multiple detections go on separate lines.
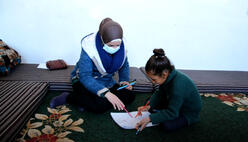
78, 48, 109, 97
118, 57, 130, 82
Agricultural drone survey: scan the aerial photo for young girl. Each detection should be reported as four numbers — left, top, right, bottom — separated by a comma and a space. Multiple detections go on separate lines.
136, 49, 202, 132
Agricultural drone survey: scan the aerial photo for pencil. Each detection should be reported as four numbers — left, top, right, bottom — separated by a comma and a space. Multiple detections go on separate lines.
121, 104, 133, 118
135, 101, 150, 118
136, 127, 141, 135
117, 80, 136, 91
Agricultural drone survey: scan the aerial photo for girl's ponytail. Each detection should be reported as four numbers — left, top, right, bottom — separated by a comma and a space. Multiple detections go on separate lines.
145, 48, 174, 76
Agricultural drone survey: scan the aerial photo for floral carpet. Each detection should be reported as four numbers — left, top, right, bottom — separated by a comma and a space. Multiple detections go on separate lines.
201, 93, 248, 112
16, 92, 248, 142
17, 106, 84, 142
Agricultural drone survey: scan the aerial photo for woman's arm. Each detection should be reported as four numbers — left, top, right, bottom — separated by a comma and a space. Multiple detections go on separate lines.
78, 48, 109, 96
78, 48, 125, 110
118, 58, 130, 82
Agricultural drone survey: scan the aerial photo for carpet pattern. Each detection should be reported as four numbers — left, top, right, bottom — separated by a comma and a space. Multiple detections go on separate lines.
201, 93, 248, 112
16, 106, 84, 142
16, 91, 248, 142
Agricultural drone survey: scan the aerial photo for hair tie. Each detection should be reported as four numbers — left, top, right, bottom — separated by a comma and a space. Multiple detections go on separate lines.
155, 55, 165, 59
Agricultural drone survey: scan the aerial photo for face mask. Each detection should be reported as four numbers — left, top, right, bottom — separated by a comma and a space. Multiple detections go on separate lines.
103, 44, 120, 54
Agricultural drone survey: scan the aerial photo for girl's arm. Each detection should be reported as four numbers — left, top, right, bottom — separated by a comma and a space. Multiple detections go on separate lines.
150, 92, 184, 124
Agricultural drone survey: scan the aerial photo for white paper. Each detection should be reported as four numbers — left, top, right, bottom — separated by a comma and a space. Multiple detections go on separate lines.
110, 111, 157, 129
37, 63, 48, 69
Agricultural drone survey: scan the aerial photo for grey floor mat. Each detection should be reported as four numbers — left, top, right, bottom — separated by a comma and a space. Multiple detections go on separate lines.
0, 64, 73, 82
1, 64, 248, 93
140, 67, 248, 93
1, 64, 154, 92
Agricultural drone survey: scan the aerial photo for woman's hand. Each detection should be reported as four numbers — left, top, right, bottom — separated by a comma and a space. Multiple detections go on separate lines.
120, 81, 133, 90
136, 117, 151, 131
105, 91, 125, 110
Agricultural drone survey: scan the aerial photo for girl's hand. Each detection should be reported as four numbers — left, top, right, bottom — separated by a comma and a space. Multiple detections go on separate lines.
135, 105, 151, 117
137, 105, 151, 112
105, 92, 125, 110
136, 117, 151, 131
120, 81, 133, 90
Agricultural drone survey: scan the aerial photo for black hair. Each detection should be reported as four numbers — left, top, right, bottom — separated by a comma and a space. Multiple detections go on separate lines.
145, 48, 174, 76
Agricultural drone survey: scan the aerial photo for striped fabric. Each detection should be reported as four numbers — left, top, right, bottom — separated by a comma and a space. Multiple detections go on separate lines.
0, 81, 48, 142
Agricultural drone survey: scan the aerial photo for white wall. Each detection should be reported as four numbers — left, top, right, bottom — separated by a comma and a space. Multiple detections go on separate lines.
1, 0, 248, 71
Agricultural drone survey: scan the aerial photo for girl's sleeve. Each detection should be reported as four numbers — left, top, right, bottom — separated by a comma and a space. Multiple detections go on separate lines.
149, 92, 184, 124
118, 58, 130, 82
149, 90, 161, 110
78, 48, 109, 97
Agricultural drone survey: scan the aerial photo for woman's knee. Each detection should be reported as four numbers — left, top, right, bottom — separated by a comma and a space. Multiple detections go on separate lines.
86, 101, 112, 113
90, 106, 109, 113
128, 92, 135, 103
123, 91, 135, 104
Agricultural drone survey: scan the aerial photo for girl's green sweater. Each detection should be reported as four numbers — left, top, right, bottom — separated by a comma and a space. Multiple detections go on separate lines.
149, 69, 202, 125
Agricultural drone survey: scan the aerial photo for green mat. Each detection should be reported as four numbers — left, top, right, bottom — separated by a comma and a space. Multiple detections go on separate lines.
17, 91, 248, 142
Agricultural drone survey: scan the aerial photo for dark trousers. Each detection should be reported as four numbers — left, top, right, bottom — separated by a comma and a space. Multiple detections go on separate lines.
161, 115, 188, 132
67, 81, 135, 113
147, 98, 188, 132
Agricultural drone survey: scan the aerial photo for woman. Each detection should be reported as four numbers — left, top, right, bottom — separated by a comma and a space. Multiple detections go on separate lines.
136, 48, 202, 132
50, 18, 135, 113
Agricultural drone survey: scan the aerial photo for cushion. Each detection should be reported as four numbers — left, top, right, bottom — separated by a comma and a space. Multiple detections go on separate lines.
0, 39, 21, 76
46, 59, 67, 70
